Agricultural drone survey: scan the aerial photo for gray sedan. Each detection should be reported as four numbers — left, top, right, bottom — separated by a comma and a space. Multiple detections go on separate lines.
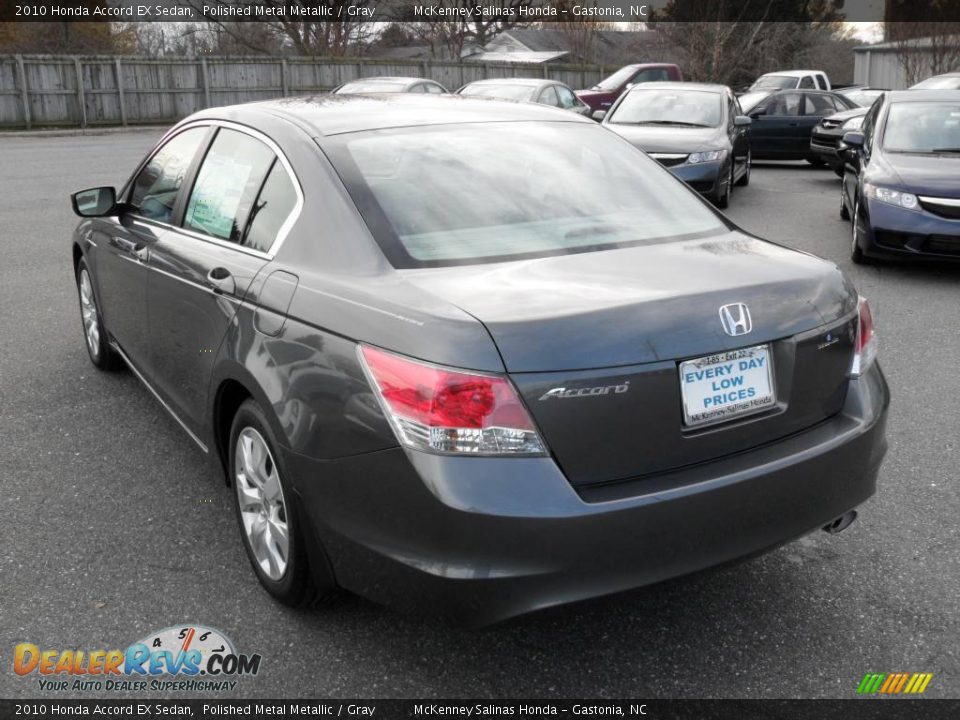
457, 77, 591, 115
69, 94, 888, 625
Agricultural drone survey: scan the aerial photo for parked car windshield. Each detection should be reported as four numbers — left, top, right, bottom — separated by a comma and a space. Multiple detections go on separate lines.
751, 75, 797, 90
459, 83, 536, 101
910, 76, 960, 90
593, 66, 637, 91
882, 102, 960, 153
608, 89, 722, 127
842, 88, 884, 106
326, 122, 725, 268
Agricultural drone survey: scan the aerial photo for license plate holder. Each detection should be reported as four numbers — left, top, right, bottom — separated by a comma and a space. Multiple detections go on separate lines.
679, 344, 776, 427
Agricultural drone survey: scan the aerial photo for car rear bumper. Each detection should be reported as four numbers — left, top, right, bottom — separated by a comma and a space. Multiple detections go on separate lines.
285, 362, 888, 625
861, 199, 960, 260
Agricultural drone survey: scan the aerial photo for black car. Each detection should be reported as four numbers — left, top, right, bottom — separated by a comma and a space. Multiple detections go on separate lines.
600, 82, 752, 207
841, 90, 960, 264
740, 88, 859, 163
457, 77, 590, 115
333, 76, 448, 94
810, 106, 871, 176
70, 95, 888, 625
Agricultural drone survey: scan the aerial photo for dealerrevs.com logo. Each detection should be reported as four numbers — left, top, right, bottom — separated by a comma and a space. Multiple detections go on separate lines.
14, 625, 261, 693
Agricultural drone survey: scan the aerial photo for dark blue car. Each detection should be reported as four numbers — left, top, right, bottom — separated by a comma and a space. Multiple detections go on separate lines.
841, 90, 960, 263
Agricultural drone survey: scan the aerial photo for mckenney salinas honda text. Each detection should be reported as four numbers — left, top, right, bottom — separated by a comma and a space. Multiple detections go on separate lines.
70, 94, 889, 624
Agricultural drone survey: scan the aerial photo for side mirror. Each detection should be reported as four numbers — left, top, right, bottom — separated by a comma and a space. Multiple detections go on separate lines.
71, 186, 118, 217
734, 115, 752, 127
592, 109, 607, 121
625, 83, 635, 90
749, 107, 767, 119
842, 130, 864, 148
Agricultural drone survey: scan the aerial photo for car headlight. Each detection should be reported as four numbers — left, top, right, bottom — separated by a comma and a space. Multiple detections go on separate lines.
842, 116, 864, 130
864, 183, 919, 209
688, 150, 724, 164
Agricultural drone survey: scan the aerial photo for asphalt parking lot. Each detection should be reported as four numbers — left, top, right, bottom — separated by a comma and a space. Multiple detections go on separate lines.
1, 129, 959, 700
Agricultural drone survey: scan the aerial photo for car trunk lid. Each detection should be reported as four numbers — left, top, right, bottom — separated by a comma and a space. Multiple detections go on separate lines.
401, 232, 859, 485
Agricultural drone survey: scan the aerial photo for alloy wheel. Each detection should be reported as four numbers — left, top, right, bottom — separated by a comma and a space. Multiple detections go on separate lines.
235, 427, 290, 581
78, 269, 100, 359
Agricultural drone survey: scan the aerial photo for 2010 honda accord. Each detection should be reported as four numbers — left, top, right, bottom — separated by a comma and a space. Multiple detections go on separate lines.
70, 94, 889, 625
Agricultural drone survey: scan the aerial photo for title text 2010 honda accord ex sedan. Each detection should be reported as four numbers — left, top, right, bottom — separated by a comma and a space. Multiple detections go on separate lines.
70, 95, 889, 625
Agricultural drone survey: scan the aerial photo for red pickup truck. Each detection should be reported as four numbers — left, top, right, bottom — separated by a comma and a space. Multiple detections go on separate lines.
576, 64, 684, 113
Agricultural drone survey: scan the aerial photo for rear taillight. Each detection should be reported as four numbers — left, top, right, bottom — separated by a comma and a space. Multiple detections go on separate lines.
851, 296, 877, 376
358, 346, 546, 456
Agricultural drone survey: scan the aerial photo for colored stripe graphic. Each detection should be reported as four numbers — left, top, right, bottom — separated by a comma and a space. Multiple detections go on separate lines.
857, 672, 933, 694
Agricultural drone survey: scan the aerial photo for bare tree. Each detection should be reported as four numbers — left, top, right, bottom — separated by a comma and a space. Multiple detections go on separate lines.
890, 22, 960, 85
177, 0, 376, 56
651, 0, 844, 88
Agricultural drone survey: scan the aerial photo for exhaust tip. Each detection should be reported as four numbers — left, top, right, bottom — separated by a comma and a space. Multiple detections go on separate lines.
823, 510, 857, 535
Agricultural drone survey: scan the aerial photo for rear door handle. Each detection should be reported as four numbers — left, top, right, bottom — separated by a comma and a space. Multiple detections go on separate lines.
206, 267, 235, 296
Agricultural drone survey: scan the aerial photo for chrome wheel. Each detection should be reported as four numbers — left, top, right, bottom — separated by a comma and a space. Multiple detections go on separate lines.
79, 269, 100, 359
235, 427, 289, 581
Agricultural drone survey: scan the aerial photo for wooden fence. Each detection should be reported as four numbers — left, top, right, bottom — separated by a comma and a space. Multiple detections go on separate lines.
0, 54, 608, 129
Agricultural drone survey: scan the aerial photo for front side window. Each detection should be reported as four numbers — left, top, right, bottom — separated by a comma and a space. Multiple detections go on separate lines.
633, 68, 669, 83
608, 89, 721, 127
556, 85, 578, 109
425, 83, 446, 94
326, 122, 726, 267
804, 93, 839, 116
882, 102, 960, 153
538, 86, 561, 107
129, 127, 207, 223
766, 92, 802, 117
183, 129, 274, 243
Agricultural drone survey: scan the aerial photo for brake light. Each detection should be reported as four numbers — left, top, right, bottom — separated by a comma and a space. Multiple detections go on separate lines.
358, 346, 546, 456
851, 296, 877, 376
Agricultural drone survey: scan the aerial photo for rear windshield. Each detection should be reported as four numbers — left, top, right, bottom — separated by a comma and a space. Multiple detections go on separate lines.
459, 84, 536, 101
323, 122, 726, 268
751, 75, 797, 90
594, 66, 636, 92
337, 81, 406, 94
883, 102, 960, 153
609, 89, 722, 127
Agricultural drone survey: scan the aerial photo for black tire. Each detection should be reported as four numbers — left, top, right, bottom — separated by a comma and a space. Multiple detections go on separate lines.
75, 258, 123, 371
851, 198, 870, 265
832, 164, 844, 179
714, 164, 732, 209
735, 151, 751, 187
229, 399, 334, 607
840, 186, 850, 221
806, 155, 826, 167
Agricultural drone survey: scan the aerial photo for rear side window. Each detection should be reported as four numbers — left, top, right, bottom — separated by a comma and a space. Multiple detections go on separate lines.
129, 127, 207, 223
183, 129, 274, 243
799, 76, 815, 89
243, 161, 299, 253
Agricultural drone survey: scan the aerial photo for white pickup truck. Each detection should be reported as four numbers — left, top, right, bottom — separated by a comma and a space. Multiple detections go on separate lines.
749, 70, 831, 91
